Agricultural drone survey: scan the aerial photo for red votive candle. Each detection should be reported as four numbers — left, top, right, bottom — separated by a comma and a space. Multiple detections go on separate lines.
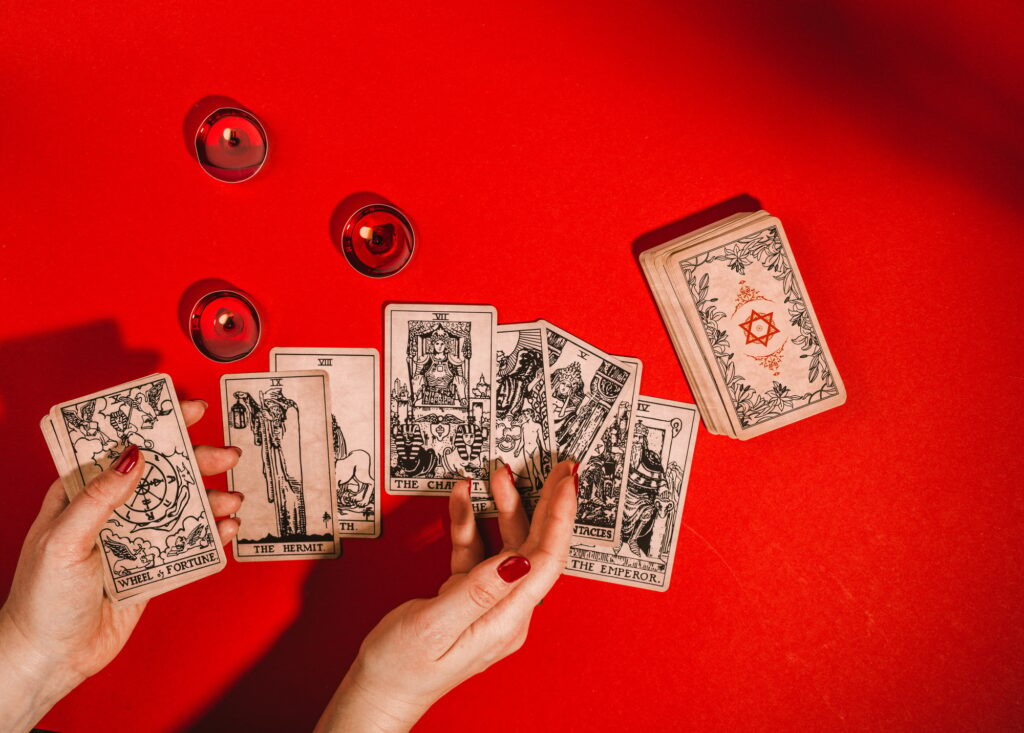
341, 203, 415, 278
188, 290, 261, 362
194, 107, 268, 183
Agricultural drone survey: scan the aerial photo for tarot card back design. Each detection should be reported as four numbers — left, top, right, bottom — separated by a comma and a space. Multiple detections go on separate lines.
540, 321, 637, 464
223, 371, 340, 561
565, 396, 698, 591
271, 348, 380, 539
48, 374, 225, 604
665, 217, 845, 438
385, 304, 497, 514
494, 322, 552, 513
572, 356, 642, 545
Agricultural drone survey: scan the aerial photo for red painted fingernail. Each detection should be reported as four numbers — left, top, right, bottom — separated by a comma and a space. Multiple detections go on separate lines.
573, 474, 579, 496
497, 555, 531, 583
572, 461, 580, 476
504, 463, 515, 484
234, 491, 245, 502
113, 445, 140, 474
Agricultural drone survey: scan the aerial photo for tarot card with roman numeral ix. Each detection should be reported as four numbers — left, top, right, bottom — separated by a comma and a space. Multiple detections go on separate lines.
270, 348, 380, 539
385, 304, 497, 515
664, 217, 845, 438
495, 322, 553, 514
43, 374, 226, 605
565, 396, 698, 591
572, 356, 642, 545
222, 371, 340, 561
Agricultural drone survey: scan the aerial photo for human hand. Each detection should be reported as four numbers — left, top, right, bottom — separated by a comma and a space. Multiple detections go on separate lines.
0, 399, 242, 732
315, 461, 578, 733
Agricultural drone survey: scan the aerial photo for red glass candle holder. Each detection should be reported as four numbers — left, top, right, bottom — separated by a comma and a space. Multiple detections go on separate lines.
341, 203, 415, 278
194, 107, 268, 183
188, 289, 261, 362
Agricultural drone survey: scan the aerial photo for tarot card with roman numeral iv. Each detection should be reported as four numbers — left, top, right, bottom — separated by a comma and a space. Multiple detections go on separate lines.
222, 371, 340, 561
385, 304, 497, 515
41, 374, 226, 605
271, 348, 380, 539
565, 396, 698, 591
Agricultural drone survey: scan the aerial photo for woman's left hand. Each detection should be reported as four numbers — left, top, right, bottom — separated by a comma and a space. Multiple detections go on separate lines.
0, 399, 241, 732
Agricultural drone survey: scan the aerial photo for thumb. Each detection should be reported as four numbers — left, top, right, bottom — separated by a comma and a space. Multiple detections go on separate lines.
54, 445, 144, 559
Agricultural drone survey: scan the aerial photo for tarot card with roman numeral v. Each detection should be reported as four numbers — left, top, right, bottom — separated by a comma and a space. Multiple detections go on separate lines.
222, 371, 340, 561
565, 396, 698, 591
385, 304, 497, 515
271, 348, 381, 539
42, 374, 226, 605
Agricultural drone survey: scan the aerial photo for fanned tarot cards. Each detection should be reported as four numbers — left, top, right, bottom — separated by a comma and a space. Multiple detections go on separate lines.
222, 371, 341, 561
271, 348, 381, 539
385, 304, 497, 515
565, 396, 698, 591
40, 374, 226, 605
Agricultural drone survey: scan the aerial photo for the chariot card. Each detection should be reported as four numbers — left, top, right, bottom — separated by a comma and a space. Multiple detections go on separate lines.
495, 322, 553, 514
565, 396, 698, 591
222, 371, 340, 561
384, 304, 497, 515
270, 348, 381, 539
43, 374, 226, 605
572, 355, 642, 545
539, 321, 639, 465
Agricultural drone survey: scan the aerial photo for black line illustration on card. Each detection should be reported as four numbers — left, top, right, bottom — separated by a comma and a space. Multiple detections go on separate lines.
390, 319, 490, 481
332, 414, 375, 522
575, 398, 632, 533
495, 325, 552, 504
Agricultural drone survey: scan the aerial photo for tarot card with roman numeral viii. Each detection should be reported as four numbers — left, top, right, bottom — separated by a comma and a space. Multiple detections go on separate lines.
385, 304, 497, 515
222, 371, 340, 561
271, 348, 381, 539
42, 374, 226, 605
565, 396, 698, 591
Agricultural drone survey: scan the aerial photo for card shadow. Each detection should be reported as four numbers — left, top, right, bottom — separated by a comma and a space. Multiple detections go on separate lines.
0, 321, 160, 585
181, 495, 501, 733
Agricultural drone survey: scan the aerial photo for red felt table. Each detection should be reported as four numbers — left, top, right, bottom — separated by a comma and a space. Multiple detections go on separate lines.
2, 1, 1022, 730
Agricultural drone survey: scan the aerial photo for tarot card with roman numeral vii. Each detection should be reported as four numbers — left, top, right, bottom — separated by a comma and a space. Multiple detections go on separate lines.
385, 304, 497, 515
565, 396, 698, 591
41, 374, 226, 605
271, 348, 381, 539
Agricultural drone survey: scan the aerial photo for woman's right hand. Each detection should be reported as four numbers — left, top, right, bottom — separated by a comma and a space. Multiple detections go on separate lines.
315, 461, 578, 733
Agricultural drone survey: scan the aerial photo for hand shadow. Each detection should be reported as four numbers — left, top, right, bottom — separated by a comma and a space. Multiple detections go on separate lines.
0, 321, 159, 585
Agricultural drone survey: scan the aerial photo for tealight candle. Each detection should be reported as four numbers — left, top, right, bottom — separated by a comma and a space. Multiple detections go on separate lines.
194, 107, 268, 182
188, 289, 261, 362
341, 203, 415, 277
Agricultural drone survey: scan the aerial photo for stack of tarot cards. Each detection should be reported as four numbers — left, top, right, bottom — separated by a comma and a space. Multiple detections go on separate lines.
41, 375, 227, 605
385, 304, 700, 591
640, 211, 846, 439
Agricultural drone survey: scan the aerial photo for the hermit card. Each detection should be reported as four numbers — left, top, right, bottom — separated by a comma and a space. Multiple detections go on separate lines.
46, 374, 226, 604
565, 396, 698, 591
384, 304, 497, 513
495, 322, 553, 514
270, 348, 381, 539
222, 371, 340, 561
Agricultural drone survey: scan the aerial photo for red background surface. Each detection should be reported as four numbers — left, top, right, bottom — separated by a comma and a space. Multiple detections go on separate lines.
2, 1, 1022, 730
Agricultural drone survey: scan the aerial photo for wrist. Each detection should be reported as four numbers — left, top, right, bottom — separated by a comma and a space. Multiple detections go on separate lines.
0, 606, 82, 730
315, 657, 429, 733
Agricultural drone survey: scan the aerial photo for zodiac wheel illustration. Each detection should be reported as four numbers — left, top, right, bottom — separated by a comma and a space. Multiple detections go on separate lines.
113, 449, 183, 529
